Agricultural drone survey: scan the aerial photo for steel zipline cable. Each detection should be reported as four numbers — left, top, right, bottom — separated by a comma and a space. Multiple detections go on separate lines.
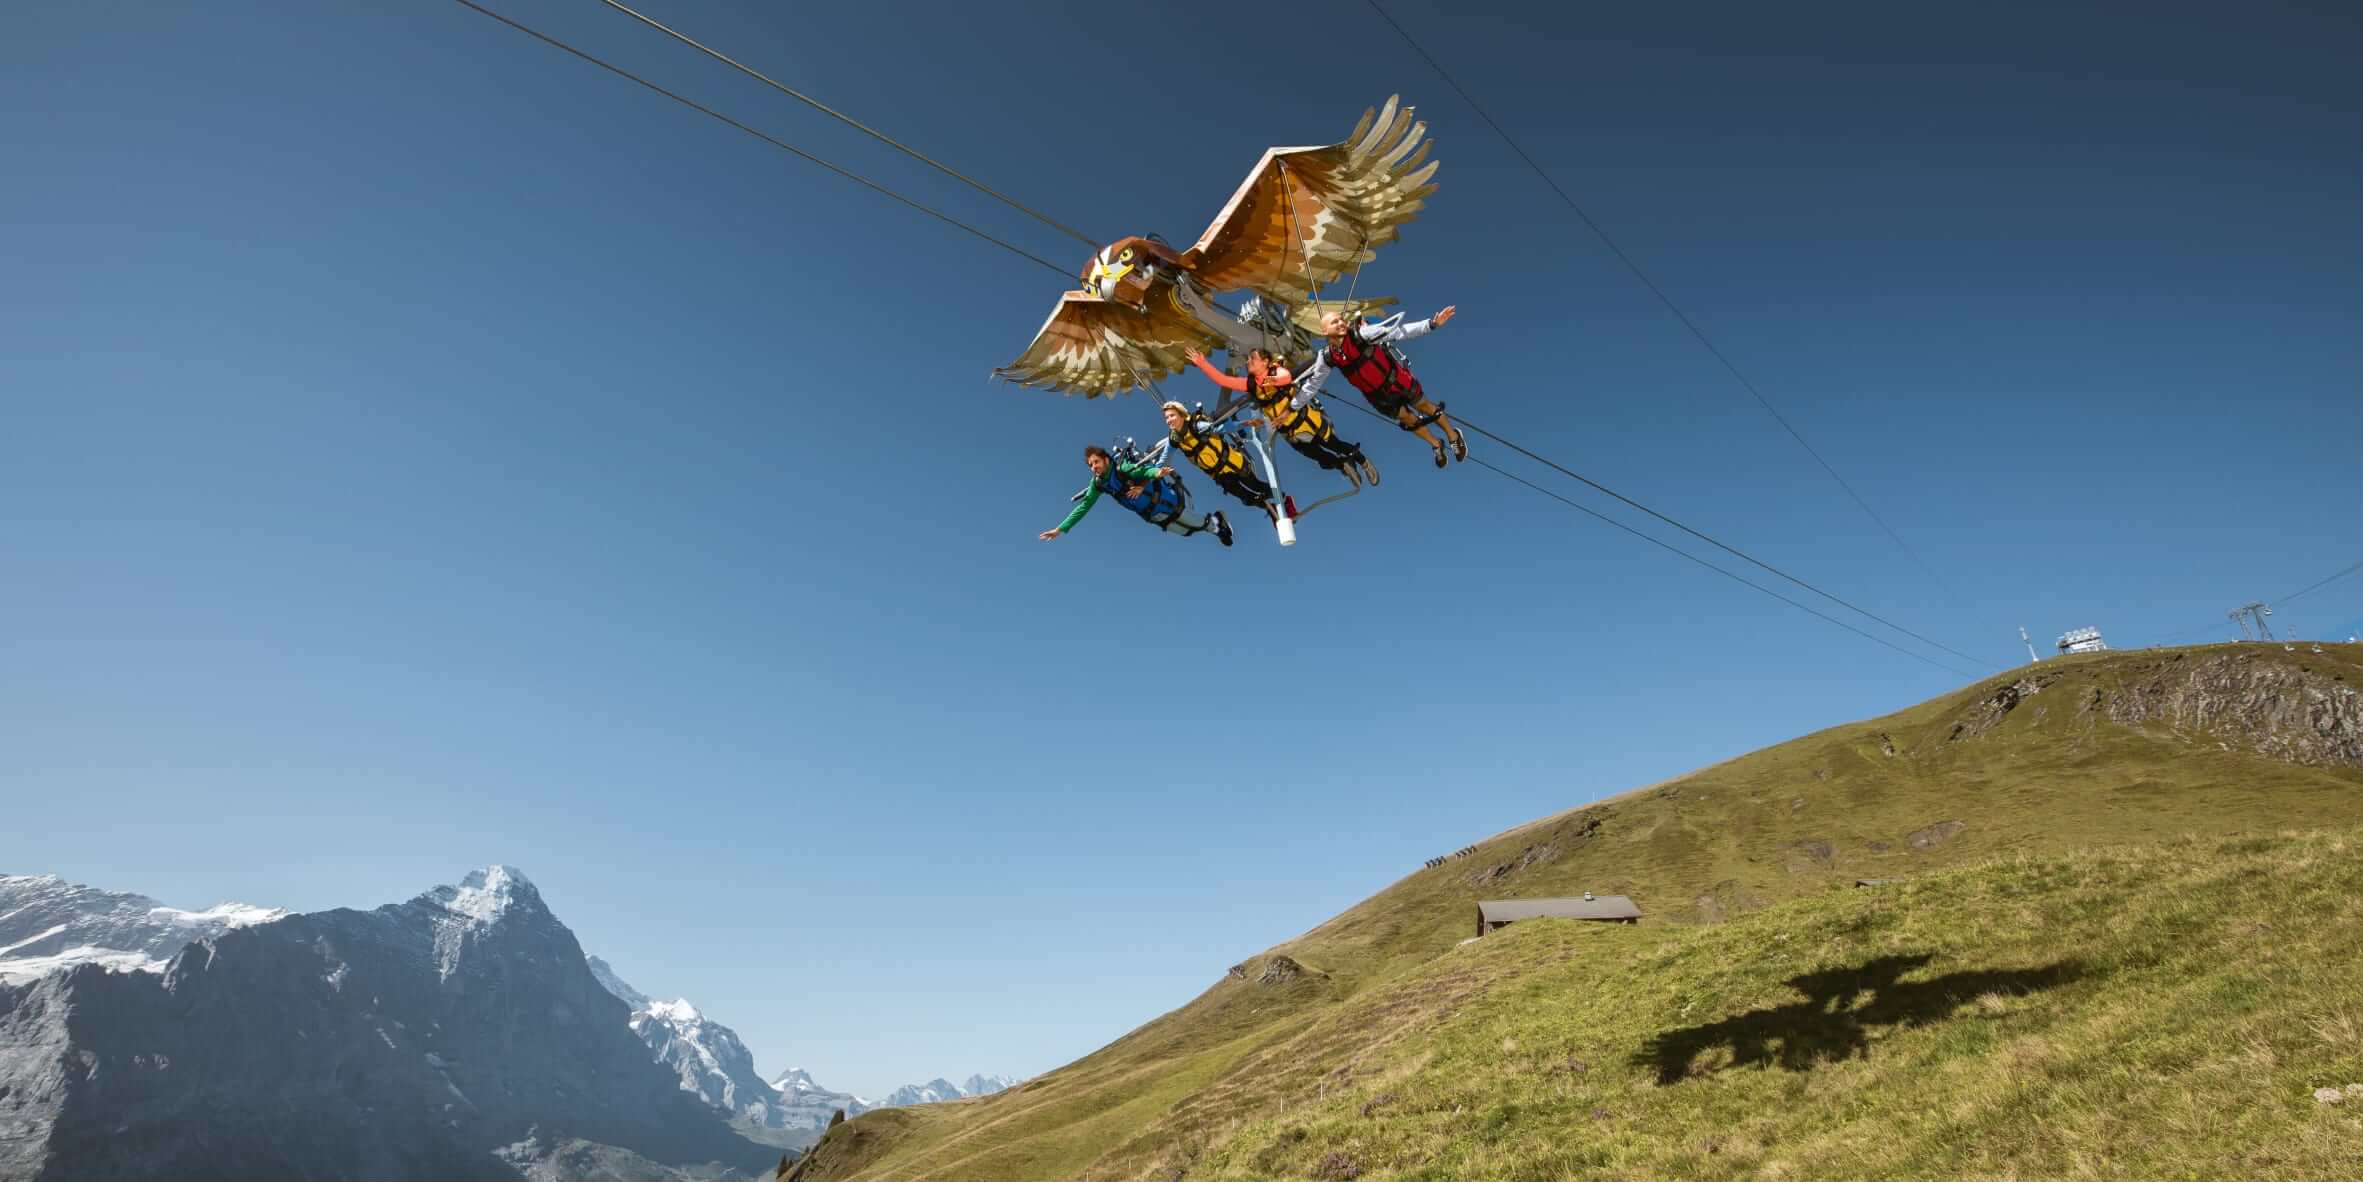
2154, 554, 2363, 645
592, 0, 1100, 249
448, 0, 1997, 680
1360, 0, 1975, 621
2279, 556, 2363, 608
1460, 454, 1985, 678
445, 0, 1077, 279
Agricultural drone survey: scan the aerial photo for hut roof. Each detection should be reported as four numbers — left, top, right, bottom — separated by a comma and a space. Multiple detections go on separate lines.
1478, 896, 1641, 923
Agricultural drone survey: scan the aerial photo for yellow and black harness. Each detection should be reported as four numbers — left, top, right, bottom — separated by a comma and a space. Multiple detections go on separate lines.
1251, 381, 1335, 446
1170, 421, 1253, 481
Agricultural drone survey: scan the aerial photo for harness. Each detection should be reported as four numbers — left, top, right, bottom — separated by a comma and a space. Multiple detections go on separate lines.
1171, 422, 1252, 481
1323, 326, 1416, 400
1252, 380, 1332, 444
1100, 465, 1188, 524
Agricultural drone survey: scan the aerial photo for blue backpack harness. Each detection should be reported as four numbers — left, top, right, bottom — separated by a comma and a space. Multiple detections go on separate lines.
1100, 464, 1189, 525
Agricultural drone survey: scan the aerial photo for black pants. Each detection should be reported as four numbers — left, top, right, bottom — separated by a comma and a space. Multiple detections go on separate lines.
1210, 468, 1273, 510
1282, 429, 1366, 473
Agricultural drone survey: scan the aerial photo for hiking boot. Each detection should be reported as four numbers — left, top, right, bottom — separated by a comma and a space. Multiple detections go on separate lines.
1358, 456, 1380, 486
1448, 428, 1468, 461
1430, 441, 1448, 468
1212, 511, 1234, 547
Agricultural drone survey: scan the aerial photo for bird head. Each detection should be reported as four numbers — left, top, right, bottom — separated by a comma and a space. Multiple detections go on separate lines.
1083, 242, 1141, 300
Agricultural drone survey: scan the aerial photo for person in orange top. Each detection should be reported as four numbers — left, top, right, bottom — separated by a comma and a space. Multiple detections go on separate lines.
1183, 347, 1378, 488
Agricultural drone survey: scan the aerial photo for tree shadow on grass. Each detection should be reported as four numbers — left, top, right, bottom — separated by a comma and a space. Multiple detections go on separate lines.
1637, 953, 2089, 1085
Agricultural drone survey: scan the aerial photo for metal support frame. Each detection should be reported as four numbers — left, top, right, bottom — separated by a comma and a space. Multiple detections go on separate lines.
2229, 601, 2275, 641
1150, 286, 1379, 545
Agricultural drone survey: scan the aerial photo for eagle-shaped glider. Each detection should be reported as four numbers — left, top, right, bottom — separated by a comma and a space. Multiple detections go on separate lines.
996, 96, 1438, 397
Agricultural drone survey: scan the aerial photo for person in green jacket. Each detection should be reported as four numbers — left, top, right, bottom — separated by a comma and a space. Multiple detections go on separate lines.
1039, 445, 1234, 546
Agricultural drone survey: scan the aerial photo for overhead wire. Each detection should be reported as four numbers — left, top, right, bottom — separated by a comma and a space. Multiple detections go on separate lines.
591, 0, 1100, 249
1360, 0, 1979, 637
1440, 410, 1998, 669
452, 0, 1992, 680
2278, 555, 2363, 607
1316, 395, 1982, 678
447, 0, 1077, 279
2154, 554, 2363, 644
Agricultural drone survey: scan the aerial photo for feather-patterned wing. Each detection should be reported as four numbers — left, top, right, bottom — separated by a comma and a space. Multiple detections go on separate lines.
1285, 296, 1397, 337
995, 291, 1221, 398
1181, 96, 1438, 306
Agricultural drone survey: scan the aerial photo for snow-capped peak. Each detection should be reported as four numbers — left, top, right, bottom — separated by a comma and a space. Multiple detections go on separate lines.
412, 867, 550, 981
870, 1073, 1022, 1109
437, 865, 536, 923
646, 997, 700, 1024
150, 901, 287, 927
0, 873, 291, 985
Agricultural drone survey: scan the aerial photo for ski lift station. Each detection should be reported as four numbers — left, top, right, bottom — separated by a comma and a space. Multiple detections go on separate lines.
2057, 627, 2108, 656
1476, 893, 1641, 937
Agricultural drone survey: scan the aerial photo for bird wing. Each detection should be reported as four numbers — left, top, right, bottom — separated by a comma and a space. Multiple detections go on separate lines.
1286, 296, 1397, 338
1179, 96, 1438, 307
995, 291, 1224, 398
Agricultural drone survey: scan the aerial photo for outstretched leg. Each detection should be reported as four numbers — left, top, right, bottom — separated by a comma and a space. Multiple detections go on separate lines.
1155, 508, 1211, 538
1396, 406, 1450, 467
1418, 399, 1467, 461
1285, 430, 1368, 487
1215, 469, 1274, 513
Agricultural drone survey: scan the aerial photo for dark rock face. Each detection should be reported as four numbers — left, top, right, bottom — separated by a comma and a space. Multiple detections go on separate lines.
2098, 653, 2363, 770
1225, 954, 1315, 988
0, 868, 770, 1182
1947, 675, 2062, 742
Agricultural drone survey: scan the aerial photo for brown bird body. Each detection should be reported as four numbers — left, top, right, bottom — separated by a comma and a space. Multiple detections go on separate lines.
997, 96, 1438, 398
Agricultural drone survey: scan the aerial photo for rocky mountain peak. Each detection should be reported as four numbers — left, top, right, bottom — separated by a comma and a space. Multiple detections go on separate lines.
418, 864, 544, 925
0, 872, 289, 984
0, 866, 771, 1180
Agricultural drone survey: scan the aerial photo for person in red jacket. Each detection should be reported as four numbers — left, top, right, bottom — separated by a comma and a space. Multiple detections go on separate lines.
1181, 347, 1377, 487
1296, 306, 1466, 468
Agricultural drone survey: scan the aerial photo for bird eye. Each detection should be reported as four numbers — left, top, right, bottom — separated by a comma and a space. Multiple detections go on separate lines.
1119, 248, 1135, 262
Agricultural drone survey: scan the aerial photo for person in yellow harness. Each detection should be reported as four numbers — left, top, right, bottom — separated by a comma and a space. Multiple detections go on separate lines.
1183, 347, 1378, 487
1160, 401, 1275, 520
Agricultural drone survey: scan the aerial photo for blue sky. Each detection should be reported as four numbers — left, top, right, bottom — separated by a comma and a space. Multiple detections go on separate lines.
3, 0, 2357, 1096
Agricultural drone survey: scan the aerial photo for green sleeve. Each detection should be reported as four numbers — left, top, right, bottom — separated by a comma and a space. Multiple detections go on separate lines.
1054, 481, 1102, 533
1117, 459, 1162, 481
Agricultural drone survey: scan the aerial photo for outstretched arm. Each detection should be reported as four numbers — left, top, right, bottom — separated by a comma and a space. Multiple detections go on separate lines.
1183, 348, 1250, 393
1043, 482, 1102, 539
1381, 306, 1453, 344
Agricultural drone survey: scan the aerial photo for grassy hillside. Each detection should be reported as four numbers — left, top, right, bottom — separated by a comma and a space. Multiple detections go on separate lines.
785, 644, 2363, 1181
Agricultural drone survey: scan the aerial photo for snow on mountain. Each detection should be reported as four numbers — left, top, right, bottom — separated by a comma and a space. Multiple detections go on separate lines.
589, 957, 843, 1138
869, 1073, 1021, 1109
0, 872, 289, 984
769, 1067, 868, 1106
0, 865, 771, 1180
875, 1078, 964, 1108
767, 1067, 872, 1127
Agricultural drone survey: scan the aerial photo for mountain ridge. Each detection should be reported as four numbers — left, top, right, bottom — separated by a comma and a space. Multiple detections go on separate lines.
0, 873, 287, 984
783, 642, 2363, 1181
0, 864, 774, 1181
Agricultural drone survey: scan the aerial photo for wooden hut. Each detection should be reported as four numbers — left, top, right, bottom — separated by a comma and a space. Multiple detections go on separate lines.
1476, 894, 1640, 937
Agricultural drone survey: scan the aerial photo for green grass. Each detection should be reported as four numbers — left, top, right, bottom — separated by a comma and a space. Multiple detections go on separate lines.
1191, 831, 2363, 1180
786, 644, 2363, 1181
